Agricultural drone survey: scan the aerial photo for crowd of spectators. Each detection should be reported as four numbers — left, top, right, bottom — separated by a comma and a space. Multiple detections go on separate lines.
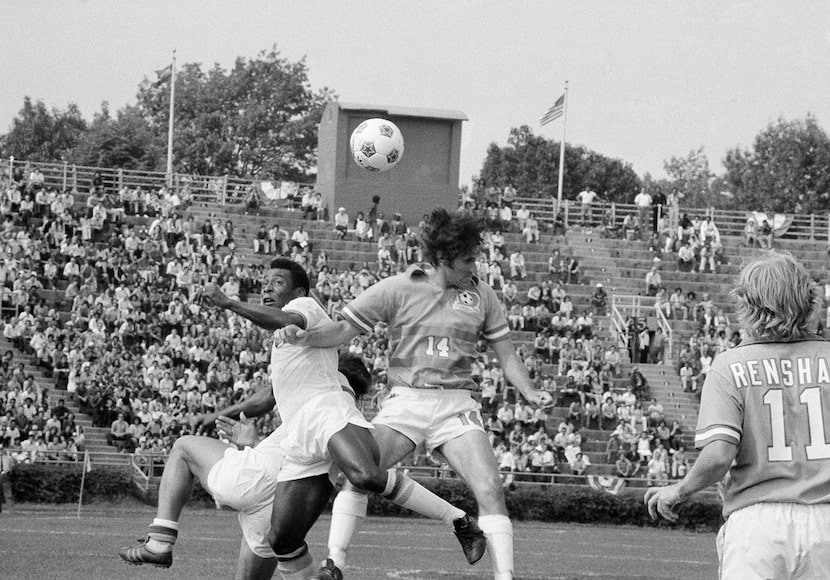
0, 170, 713, 489
0, 165, 289, 466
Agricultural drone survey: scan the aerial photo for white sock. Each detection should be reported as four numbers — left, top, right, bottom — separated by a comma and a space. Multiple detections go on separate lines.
478, 514, 513, 580
328, 490, 368, 569
383, 470, 465, 526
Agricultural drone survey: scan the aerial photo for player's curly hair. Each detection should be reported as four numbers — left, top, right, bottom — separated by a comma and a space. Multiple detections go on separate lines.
338, 353, 372, 398
420, 207, 484, 266
268, 258, 309, 295
731, 251, 822, 340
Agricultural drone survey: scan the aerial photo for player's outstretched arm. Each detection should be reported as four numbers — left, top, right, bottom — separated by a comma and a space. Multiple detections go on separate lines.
491, 339, 554, 407
192, 384, 276, 433
276, 320, 362, 348
644, 439, 736, 522
202, 283, 303, 331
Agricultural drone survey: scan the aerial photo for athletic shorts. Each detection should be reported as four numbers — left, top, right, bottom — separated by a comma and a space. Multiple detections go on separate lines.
373, 387, 485, 453
717, 502, 830, 580
206, 435, 283, 558
277, 390, 373, 483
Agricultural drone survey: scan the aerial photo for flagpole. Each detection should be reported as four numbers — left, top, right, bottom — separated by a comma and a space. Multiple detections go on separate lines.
77, 450, 89, 519
556, 81, 569, 211
165, 50, 177, 189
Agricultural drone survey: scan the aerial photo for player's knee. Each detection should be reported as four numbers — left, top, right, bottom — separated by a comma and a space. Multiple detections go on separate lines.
169, 435, 198, 461
471, 475, 507, 512
341, 463, 385, 494
267, 527, 304, 556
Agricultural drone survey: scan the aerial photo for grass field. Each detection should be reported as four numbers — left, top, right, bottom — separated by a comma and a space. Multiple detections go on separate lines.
0, 501, 719, 579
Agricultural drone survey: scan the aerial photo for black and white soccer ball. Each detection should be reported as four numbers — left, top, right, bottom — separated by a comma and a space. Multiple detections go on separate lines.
350, 118, 405, 172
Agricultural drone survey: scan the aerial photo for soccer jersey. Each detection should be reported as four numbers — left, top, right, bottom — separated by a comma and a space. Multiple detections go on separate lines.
696, 335, 830, 516
270, 297, 342, 419
340, 264, 510, 391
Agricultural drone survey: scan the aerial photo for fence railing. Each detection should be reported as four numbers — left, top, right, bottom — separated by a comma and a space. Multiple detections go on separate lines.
7, 157, 830, 241
3, 157, 314, 208
512, 196, 830, 242
611, 294, 674, 363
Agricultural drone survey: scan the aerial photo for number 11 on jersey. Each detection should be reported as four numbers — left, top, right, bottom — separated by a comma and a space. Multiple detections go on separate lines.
763, 386, 830, 462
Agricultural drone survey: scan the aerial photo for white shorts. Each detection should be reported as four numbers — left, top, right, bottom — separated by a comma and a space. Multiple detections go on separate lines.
206, 432, 283, 558
717, 502, 830, 580
373, 387, 485, 453
278, 390, 373, 483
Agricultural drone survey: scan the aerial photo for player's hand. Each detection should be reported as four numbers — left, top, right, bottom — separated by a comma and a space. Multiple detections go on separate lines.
644, 484, 686, 522
275, 324, 308, 346
527, 389, 554, 408
202, 283, 228, 308
190, 412, 220, 434
216, 412, 259, 448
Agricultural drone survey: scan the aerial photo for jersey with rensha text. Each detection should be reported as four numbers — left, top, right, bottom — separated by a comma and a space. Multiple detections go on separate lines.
696, 335, 830, 516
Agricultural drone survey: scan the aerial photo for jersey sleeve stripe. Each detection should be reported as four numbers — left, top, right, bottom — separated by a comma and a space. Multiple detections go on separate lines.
339, 306, 374, 333
695, 426, 741, 448
483, 324, 510, 342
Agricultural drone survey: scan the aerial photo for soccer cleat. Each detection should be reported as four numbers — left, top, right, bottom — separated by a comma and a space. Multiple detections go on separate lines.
453, 514, 487, 565
117, 538, 173, 568
309, 558, 343, 580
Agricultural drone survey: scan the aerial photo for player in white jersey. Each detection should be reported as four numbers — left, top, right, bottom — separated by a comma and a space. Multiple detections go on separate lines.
645, 251, 830, 579
117, 353, 369, 579
279, 209, 553, 580
197, 258, 483, 579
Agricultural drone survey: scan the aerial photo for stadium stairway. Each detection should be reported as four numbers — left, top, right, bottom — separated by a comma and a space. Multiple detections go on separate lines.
0, 337, 128, 464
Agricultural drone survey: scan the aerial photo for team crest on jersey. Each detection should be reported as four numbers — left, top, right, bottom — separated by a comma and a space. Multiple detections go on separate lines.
453, 290, 481, 314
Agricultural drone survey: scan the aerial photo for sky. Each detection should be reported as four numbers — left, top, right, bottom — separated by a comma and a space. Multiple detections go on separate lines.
4, 1, 830, 187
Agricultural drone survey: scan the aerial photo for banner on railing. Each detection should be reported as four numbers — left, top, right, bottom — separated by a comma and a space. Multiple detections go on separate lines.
747, 211, 794, 237
587, 475, 626, 495
255, 180, 300, 205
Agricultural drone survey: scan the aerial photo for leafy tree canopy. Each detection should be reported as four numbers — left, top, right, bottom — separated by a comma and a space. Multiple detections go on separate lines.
722, 115, 830, 213
1, 45, 335, 182
477, 125, 641, 204
1, 97, 87, 163
136, 46, 336, 180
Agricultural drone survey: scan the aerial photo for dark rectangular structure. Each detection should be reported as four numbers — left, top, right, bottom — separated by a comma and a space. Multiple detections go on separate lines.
316, 102, 467, 228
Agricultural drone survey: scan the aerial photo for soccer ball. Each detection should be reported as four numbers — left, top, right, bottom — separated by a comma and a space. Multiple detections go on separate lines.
350, 118, 404, 172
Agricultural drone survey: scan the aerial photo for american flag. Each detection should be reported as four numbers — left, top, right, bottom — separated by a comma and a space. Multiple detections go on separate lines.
540, 94, 565, 126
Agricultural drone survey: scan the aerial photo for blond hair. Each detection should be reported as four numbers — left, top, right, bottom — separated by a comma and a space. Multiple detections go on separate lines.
731, 251, 821, 340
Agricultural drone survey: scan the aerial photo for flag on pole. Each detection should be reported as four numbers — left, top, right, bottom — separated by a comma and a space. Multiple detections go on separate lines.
83, 449, 93, 473
153, 64, 173, 88
540, 94, 565, 126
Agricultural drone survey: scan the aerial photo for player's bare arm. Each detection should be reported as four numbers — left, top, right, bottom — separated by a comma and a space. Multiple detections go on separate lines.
192, 382, 276, 432
277, 320, 362, 348
645, 439, 736, 521
491, 339, 553, 408
202, 282, 304, 331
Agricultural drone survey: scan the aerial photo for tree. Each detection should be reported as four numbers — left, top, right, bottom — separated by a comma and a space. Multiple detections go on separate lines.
663, 147, 715, 209
136, 46, 336, 180
0, 97, 87, 163
72, 103, 164, 170
722, 115, 830, 213
478, 125, 640, 203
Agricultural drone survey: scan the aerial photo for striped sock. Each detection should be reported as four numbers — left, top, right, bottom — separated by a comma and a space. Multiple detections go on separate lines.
146, 518, 178, 553
382, 470, 465, 526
